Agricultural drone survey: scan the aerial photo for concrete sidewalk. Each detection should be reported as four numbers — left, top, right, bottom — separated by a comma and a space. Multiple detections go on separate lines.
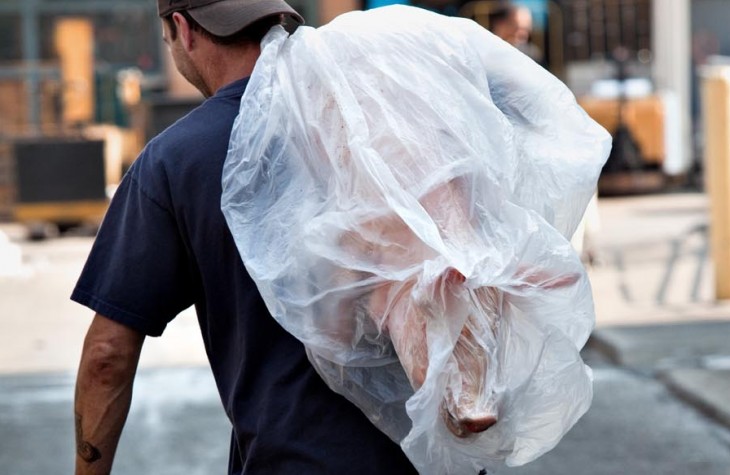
589, 320, 730, 435
583, 192, 730, 453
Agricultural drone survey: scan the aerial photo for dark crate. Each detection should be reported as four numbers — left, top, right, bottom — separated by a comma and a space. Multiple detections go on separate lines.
13, 138, 106, 204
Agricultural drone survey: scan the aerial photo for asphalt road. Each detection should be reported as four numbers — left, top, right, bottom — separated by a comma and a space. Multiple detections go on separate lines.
2, 353, 730, 474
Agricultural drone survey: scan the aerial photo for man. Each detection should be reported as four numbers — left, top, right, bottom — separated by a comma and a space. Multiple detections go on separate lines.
489, 4, 543, 65
72, 1, 419, 474
489, 3, 533, 47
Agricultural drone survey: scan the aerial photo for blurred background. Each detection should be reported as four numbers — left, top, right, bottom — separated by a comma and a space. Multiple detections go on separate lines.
0, 0, 717, 231
2, 1, 730, 474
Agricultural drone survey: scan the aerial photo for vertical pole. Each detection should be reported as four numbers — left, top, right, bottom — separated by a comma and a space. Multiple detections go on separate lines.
701, 66, 730, 300
21, 0, 41, 134
651, 0, 692, 174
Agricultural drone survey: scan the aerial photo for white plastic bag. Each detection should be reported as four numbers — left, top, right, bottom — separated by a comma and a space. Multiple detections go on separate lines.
222, 6, 611, 474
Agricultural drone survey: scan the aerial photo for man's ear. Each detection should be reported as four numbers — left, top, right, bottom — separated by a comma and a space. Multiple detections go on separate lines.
171, 12, 195, 51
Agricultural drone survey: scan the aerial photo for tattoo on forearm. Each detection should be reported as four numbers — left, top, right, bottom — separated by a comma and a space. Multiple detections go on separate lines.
75, 412, 102, 463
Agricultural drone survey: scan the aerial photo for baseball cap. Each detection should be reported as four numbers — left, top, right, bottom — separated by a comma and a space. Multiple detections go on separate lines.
158, 0, 304, 37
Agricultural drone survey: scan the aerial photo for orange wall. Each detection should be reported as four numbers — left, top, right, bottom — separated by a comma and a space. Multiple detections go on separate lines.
318, 0, 360, 25
55, 18, 95, 124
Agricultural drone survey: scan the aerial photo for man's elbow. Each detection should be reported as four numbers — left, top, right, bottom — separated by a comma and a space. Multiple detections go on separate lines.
80, 340, 138, 388
78, 316, 144, 389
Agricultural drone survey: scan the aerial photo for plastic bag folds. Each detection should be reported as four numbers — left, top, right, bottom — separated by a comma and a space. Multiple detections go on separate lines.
222, 5, 611, 474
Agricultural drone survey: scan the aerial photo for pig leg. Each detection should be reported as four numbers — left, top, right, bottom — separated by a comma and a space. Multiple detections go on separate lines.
440, 282, 501, 437
372, 269, 501, 438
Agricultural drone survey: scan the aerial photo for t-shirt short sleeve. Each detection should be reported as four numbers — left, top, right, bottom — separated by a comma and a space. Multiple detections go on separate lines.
71, 155, 196, 336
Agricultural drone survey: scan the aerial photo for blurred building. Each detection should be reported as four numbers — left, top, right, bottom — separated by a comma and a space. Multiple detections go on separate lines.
0, 0, 164, 226
0, 0, 164, 133
0, 0, 725, 225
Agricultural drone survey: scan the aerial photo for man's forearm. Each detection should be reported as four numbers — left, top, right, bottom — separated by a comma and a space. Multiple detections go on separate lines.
74, 315, 144, 475
74, 372, 135, 474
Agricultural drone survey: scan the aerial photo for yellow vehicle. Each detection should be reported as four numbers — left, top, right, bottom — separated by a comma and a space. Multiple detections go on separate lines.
12, 137, 109, 239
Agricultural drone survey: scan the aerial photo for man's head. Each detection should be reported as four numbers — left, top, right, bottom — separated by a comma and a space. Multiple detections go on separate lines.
158, 0, 304, 38
159, 0, 303, 97
489, 4, 533, 47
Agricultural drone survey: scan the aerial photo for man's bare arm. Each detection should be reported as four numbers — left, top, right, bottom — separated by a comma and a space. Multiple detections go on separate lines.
74, 314, 145, 475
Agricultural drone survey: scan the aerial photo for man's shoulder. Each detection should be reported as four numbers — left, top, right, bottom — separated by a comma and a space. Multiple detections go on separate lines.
146, 79, 248, 161
134, 99, 237, 181
153, 100, 236, 154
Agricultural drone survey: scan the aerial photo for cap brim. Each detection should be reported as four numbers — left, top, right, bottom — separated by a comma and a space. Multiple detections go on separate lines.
188, 0, 304, 37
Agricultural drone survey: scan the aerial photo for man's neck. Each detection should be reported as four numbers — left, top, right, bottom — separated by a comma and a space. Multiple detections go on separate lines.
196, 43, 261, 97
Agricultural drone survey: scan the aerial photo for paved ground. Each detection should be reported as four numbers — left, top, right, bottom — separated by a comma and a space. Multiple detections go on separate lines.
2, 191, 730, 474
506, 352, 730, 475
0, 230, 208, 375
0, 368, 229, 474
587, 192, 730, 325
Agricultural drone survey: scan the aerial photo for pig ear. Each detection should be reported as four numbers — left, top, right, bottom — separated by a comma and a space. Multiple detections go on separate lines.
444, 268, 466, 285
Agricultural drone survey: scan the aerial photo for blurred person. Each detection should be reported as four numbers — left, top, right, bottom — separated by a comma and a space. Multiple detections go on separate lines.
71, 1, 419, 474
490, 4, 530, 45
489, 3, 542, 62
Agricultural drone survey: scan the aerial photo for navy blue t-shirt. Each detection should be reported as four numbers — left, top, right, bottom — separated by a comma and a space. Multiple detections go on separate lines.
72, 78, 418, 475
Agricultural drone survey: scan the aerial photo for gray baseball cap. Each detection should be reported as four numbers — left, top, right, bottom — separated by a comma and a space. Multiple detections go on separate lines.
158, 0, 304, 37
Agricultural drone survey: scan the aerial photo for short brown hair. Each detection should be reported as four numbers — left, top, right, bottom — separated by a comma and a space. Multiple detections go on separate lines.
164, 11, 285, 46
